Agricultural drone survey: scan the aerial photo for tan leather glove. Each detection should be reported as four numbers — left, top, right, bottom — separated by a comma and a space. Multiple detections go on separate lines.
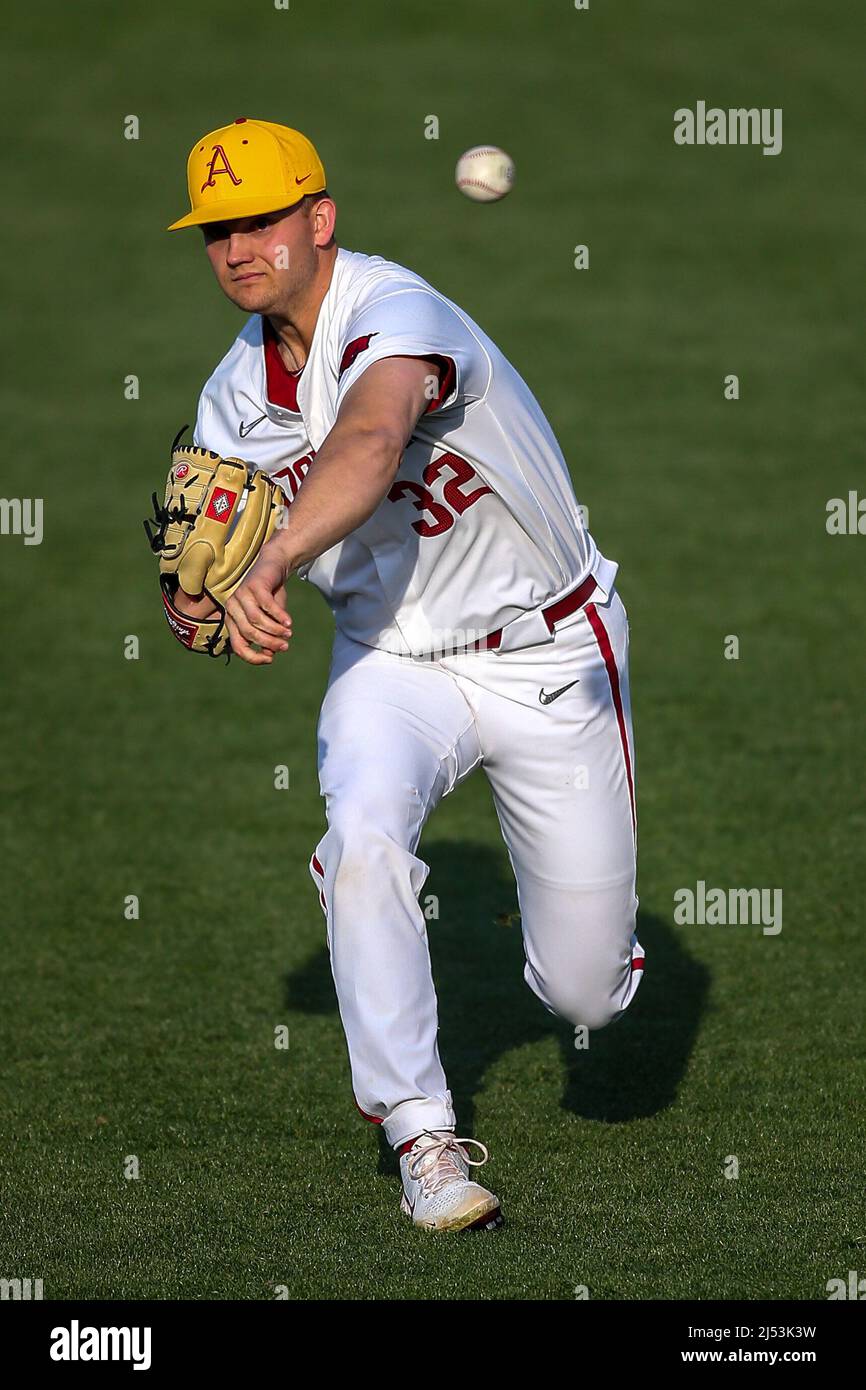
145, 433, 283, 658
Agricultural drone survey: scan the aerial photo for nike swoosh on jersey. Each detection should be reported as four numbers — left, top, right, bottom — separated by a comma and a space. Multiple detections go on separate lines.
238, 414, 267, 437
538, 679, 580, 705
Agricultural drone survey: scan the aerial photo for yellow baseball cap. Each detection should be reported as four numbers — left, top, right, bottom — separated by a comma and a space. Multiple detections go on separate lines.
167, 118, 327, 231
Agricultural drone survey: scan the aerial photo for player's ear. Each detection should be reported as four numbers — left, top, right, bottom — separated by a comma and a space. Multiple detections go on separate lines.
312, 196, 337, 249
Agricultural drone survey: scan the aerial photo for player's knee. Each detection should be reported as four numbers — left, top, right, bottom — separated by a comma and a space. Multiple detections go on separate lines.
555, 986, 622, 1033
524, 961, 628, 1032
320, 800, 420, 900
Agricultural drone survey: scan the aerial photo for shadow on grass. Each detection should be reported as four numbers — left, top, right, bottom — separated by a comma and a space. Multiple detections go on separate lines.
284, 838, 709, 1171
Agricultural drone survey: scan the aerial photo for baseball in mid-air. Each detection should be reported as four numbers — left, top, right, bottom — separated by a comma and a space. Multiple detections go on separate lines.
455, 145, 515, 202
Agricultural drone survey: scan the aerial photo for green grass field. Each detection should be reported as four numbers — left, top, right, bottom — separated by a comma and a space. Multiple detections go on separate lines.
1, 0, 864, 1300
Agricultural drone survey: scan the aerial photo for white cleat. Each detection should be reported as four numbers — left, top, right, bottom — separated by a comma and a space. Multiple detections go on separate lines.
399, 1130, 503, 1233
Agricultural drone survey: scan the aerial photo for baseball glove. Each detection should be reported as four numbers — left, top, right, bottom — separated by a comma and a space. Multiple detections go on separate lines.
145, 429, 284, 658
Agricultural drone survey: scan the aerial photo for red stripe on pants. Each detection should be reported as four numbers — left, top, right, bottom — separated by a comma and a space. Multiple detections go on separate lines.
310, 854, 327, 911
355, 1100, 383, 1125
584, 602, 636, 838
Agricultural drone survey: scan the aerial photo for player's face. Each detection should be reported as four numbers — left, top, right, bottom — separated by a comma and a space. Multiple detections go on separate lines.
201, 205, 319, 314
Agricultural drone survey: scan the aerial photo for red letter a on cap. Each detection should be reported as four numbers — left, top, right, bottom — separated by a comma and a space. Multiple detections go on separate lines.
201, 144, 242, 192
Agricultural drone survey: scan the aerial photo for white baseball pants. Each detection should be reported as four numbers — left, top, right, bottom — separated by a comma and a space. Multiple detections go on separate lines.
308, 588, 644, 1149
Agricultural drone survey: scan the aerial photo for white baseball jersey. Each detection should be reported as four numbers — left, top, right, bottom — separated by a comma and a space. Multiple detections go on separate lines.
193, 247, 617, 657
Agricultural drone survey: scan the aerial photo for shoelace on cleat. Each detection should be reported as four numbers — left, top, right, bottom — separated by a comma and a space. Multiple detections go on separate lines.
406, 1132, 490, 1195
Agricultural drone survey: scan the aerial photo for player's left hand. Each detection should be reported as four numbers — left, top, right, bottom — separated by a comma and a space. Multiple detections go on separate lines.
225, 546, 293, 665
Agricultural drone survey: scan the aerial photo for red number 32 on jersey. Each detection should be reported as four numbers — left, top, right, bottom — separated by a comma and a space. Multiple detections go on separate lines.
387, 451, 492, 537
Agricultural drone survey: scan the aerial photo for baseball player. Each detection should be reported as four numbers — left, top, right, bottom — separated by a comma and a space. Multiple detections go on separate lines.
164, 118, 645, 1232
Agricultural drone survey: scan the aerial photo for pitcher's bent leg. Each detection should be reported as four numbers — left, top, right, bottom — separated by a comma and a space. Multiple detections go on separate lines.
466, 590, 644, 1035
